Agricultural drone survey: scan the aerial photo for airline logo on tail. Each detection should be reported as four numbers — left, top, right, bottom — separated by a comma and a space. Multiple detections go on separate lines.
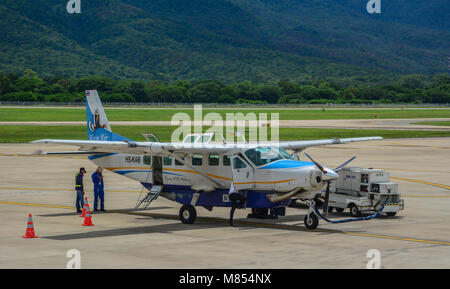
86, 90, 112, 140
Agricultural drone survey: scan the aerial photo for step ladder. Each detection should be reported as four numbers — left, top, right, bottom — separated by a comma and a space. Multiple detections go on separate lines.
135, 185, 163, 209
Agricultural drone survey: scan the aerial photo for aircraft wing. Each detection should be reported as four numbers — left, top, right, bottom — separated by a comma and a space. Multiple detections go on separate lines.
278, 136, 383, 151
31, 136, 382, 155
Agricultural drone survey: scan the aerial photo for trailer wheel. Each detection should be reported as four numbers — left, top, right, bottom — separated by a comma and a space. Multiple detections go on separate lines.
304, 213, 319, 229
349, 203, 361, 217
335, 208, 344, 213
179, 204, 197, 224
386, 212, 397, 217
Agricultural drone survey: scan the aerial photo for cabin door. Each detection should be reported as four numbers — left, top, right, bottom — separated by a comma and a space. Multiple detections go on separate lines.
231, 155, 254, 191
152, 156, 163, 186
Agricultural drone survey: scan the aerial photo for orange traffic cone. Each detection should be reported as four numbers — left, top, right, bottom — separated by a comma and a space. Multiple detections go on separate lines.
22, 214, 38, 238
82, 207, 94, 226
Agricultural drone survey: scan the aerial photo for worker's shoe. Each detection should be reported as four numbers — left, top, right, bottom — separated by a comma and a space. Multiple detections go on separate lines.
77, 210, 82, 214
100, 209, 106, 212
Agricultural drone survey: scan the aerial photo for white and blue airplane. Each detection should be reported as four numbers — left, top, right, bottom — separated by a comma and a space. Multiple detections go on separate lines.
32, 90, 382, 229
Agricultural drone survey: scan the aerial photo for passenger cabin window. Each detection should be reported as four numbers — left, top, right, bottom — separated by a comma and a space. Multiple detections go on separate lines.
175, 158, 184, 166
223, 155, 231, 166
208, 154, 219, 166
143, 155, 152, 166
233, 157, 247, 169
163, 157, 172, 166
192, 155, 203, 166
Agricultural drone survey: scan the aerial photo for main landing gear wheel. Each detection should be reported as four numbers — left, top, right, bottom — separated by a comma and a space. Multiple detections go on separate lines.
252, 208, 269, 217
179, 204, 197, 224
304, 213, 319, 229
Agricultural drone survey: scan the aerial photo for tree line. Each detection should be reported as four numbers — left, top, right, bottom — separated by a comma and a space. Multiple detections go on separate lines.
0, 69, 448, 104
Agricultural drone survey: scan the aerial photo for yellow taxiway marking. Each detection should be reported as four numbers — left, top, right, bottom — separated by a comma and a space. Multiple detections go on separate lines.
1, 200, 450, 246
392, 177, 450, 190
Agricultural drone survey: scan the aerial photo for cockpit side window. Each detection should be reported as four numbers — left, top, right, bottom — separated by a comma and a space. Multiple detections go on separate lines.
278, 147, 292, 159
244, 147, 287, 166
233, 157, 247, 169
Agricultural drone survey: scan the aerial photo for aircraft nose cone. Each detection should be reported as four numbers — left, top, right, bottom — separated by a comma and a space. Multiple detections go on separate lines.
322, 169, 339, 181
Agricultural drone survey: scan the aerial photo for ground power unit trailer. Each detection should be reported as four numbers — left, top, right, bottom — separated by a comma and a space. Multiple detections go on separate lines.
327, 167, 404, 217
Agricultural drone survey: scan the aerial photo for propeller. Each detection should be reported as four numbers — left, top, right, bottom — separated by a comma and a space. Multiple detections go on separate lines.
304, 153, 356, 216
335, 156, 356, 172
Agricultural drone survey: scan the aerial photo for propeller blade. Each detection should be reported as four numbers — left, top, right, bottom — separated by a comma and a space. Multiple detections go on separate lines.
304, 152, 327, 174
334, 156, 357, 172
323, 181, 330, 217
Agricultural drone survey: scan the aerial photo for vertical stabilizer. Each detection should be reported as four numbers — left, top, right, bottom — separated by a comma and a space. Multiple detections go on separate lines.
85, 90, 132, 142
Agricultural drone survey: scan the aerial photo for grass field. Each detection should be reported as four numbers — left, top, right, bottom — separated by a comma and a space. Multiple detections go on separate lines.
412, 121, 450, 126
0, 108, 449, 122
1, 125, 450, 143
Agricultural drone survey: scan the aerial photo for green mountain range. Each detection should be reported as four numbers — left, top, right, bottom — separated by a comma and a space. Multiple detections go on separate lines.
1, 0, 449, 83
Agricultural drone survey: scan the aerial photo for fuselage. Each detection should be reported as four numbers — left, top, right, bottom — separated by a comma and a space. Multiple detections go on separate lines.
88, 147, 328, 209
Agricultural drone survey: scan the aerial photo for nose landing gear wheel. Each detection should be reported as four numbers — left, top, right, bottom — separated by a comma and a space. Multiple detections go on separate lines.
179, 204, 197, 224
304, 213, 319, 229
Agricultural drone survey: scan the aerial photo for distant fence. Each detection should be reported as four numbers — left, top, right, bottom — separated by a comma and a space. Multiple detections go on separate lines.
0, 101, 449, 108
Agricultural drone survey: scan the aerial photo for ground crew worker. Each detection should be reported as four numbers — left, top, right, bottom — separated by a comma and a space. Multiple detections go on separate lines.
228, 182, 246, 226
75, 167, 86, 213
92, 167, 105, 212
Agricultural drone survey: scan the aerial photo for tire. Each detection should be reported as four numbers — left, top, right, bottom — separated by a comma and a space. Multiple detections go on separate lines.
349, 203, 361, 217
386, 212, 397, 217
335, 207, 344, 213
327, 206, 334, 213
304, 213, 319, 229
179, 204, 197, 224
252, 208, 269, 217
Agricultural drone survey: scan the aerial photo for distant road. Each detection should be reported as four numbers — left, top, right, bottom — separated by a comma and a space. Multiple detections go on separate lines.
2, 118, 450, 131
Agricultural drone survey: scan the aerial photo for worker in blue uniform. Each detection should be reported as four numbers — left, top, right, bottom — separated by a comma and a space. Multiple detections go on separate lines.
92, 167, 105, 212
75, 167, 86, 213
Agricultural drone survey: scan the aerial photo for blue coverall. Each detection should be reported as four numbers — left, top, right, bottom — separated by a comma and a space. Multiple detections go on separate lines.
91, 171, 104, 211
75, 172, 84, 212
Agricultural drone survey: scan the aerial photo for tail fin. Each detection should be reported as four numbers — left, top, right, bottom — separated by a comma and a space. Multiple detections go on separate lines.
85, 90, 132, 142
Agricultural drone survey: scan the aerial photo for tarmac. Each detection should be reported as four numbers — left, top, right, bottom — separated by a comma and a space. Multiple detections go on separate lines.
0, 138, 449, 268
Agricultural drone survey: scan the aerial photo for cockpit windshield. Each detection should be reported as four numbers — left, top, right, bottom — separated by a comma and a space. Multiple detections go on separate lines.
244, 147, 292, 166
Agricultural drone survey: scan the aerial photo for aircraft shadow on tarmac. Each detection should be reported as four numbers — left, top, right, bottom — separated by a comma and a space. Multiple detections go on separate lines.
42, 222, 224, 240
37, 206, 173, 217
38, 203, 394, 240
40, 210, 360, 240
